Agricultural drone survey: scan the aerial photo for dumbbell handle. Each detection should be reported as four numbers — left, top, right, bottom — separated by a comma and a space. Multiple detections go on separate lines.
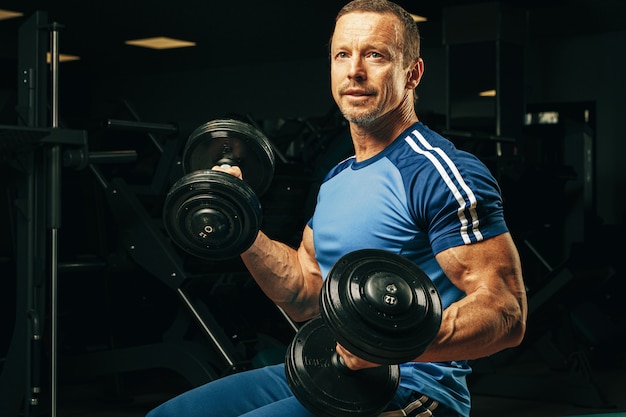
216, 154, 237, 168
331, 351, 353, 375
214, 157, 243, 180
332, 349, 394, 376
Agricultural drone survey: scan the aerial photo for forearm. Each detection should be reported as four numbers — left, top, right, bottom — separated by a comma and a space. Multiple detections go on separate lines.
241, 230, 323, 322
417, 286, 526, 362
411, 233, 528, 363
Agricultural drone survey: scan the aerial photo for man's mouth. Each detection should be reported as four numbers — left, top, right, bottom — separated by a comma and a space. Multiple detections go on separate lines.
343, 88, 371, 97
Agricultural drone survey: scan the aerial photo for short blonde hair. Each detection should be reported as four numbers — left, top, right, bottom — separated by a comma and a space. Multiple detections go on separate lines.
332, 0, 421, 67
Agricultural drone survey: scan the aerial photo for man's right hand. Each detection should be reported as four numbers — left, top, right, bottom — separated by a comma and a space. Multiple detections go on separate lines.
211, 164, 243, 180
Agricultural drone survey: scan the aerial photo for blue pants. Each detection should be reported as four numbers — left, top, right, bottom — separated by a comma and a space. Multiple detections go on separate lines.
146, 364, 459, 417
147, 364, 312, 417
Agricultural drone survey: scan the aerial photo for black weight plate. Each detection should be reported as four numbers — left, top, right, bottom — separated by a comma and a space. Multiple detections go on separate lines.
182, 119, 275, 196
285, 317, 399, 417
321, 249, 442, 365
163, 170, 262, 260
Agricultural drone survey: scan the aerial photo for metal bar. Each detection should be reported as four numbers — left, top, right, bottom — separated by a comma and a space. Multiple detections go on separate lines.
177, 288, 238, 369
121, 99, 166, 153
275, 306, 299, 333
105, 118, 178, 136
523, 239, 554, 272
58, 260, 108, 272
88, 164, 109, 190
48, 23, 62, 417
63, 149, 137, 169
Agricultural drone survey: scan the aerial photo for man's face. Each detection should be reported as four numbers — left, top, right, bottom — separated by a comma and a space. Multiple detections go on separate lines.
330, 12, 412, 125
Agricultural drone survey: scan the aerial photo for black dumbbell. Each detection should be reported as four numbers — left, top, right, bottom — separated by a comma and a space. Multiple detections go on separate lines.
285, 249, 442, 417
163, 119, 274, 260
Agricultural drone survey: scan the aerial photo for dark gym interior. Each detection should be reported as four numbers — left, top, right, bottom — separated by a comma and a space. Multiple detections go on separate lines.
1, 0, 625, 416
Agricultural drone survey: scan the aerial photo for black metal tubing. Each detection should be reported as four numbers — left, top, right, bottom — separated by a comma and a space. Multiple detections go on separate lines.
105, 119, 179, 136
104, 177, 247, 370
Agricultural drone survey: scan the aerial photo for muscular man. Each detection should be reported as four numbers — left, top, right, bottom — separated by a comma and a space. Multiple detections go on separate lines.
147, 1, 527, 416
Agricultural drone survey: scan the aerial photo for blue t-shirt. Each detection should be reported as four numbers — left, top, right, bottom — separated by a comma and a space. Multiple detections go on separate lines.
308, 122, 509, 416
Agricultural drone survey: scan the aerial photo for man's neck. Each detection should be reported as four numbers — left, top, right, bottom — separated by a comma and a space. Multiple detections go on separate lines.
350, 113, 419, 161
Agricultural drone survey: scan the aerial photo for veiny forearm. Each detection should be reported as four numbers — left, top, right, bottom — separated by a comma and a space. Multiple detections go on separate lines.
417, 285, 526, 362
416, 233, 528, 363
241, 231, 323, 322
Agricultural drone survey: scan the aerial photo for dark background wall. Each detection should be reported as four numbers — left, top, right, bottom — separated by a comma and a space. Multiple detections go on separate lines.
80, 29, 625, 227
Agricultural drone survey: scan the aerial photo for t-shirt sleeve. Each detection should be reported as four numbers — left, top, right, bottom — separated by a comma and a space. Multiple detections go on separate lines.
410, 152, 509, 256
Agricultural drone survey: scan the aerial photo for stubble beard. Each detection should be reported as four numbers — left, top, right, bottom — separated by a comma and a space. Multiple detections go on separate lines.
340, 103, 382, 126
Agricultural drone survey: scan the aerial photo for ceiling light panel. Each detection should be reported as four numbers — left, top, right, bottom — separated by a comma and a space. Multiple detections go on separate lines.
0, 9, 24, 20
125, 37, 196, 50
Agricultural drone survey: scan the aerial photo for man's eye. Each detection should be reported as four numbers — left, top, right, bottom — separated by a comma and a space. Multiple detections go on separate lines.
369, 52, 383, 58
337, 52, 348, 58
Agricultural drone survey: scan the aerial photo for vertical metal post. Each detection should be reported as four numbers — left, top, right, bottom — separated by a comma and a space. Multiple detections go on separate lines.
494, 8, 503, 157
48, 22, 63, 417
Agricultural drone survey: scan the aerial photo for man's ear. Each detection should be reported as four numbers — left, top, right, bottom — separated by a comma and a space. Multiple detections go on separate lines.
406, 58, 424, 89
